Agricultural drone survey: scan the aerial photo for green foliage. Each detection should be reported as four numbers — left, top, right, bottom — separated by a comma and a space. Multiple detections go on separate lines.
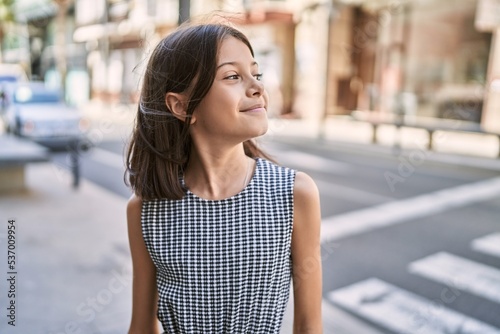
0, 0, 15, 22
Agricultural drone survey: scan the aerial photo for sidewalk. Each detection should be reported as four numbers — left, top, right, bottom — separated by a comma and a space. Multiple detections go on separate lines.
265, 116, 500, 160
0, 162, 382, 334
0, 163, 131, 333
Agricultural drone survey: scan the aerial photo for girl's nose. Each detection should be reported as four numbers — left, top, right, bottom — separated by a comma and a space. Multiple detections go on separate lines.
248, 78, 264, 97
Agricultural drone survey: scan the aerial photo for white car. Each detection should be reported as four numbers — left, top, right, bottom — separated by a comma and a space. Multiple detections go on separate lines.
0, 82, 90, 150
0, 63, 28, 83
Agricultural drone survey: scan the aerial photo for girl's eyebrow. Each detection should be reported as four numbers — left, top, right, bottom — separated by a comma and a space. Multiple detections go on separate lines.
217, 61, 259, 70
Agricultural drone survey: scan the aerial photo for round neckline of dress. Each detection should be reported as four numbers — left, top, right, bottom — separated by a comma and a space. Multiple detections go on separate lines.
183, 157, 261, 203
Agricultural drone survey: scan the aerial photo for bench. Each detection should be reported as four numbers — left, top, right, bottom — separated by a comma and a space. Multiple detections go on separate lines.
0, 134, 83, 192
349, 114, 500, 157
0, 134, 50, 192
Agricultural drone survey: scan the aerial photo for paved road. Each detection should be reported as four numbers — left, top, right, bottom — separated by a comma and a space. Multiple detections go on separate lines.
264, 137, 500, 333
51, 135, 500, 334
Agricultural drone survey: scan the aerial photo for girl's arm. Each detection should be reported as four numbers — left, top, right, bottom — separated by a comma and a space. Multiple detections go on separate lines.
127, 195, 161, 334
291, 172, 323, 334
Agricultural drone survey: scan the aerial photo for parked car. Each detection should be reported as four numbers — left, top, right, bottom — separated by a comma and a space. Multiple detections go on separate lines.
0, 63, 28, 83
0, 82, 90, 150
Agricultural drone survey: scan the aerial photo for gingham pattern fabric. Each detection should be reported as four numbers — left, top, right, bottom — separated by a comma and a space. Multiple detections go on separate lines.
141, 158, 296, 333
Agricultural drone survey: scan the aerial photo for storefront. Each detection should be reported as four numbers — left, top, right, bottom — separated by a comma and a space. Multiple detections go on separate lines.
326, 0, 493, 127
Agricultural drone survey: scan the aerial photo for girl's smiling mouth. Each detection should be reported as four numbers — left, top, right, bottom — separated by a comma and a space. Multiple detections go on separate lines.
240, 104, 266, 112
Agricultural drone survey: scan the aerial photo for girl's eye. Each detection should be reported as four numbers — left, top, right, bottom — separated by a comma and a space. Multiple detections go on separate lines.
223, 73, 263, 81
254, 73, 263, 81
224, 74, 240, 80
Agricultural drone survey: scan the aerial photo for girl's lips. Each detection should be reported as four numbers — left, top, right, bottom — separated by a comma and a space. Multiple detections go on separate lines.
240, 107, 266, 113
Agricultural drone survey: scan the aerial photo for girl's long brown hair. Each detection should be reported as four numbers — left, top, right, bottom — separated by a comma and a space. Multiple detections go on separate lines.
125, 23, 274, 200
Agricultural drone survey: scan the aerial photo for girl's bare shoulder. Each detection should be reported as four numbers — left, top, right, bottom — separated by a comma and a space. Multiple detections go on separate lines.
293, 171, 319, 203
127, 194, 143, 218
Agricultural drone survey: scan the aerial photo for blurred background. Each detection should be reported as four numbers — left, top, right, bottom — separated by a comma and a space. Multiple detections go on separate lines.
1, 0, 500, 333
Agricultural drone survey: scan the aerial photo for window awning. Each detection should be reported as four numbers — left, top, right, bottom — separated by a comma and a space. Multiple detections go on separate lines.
14, 0, 58, 23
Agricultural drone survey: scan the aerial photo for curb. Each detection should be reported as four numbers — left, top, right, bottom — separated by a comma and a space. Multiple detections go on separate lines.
264, 134, 500, 173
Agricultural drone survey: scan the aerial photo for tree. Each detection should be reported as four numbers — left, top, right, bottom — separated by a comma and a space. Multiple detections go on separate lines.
0, 0, 15, 63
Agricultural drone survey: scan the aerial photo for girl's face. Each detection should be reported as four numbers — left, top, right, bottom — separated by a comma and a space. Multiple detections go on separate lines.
190, 36, 269, 144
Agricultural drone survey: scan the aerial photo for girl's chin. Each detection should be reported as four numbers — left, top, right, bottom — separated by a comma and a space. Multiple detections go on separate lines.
241, 124, 268, 142
258, 124, 269, 136
251, 122, 269, 137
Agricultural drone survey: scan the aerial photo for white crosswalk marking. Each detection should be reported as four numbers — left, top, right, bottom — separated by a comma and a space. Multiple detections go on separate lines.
321, 176, 500, 241
472, 233, 500, 259
409, 252, 500, 304
316, 179, 394, 205
275, 150, 352, 175
328, 278, 500, 334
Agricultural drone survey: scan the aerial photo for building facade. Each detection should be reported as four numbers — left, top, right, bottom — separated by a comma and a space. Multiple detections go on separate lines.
2, 0, 499, 131
326, 0, 500, 132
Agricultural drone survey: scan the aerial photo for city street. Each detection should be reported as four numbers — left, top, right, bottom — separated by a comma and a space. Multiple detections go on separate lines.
50, 134, 500, 334
2, 0, 500, 332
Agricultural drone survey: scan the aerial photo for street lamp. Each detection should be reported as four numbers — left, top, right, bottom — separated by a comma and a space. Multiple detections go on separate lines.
178, 0, 190, 25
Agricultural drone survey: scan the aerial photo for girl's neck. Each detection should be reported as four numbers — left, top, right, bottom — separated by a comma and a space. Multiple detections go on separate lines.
183, 144, 254, 200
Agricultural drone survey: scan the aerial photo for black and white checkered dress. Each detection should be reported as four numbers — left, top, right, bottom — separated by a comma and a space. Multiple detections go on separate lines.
141, 157, 296, 333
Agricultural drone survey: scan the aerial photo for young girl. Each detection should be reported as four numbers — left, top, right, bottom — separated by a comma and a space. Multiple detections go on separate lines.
125, 22, 322, 334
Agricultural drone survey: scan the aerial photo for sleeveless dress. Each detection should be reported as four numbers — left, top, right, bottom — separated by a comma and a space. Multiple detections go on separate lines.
141, 158, 296, 333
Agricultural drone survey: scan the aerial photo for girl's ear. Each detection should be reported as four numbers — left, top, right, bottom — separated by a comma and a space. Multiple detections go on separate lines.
165, 92, 196, 124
